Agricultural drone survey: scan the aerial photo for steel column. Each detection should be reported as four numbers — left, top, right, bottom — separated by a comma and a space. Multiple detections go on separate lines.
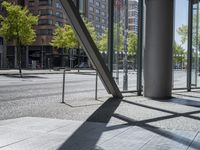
137, 0, 144, 96
108, 0, 114, 73
187, 0, 193, 92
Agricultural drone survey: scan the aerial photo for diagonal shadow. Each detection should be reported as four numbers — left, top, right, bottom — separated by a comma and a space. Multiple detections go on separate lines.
171, 98, 200, 108
2, 74, 48, 79
173, 92, 200, 99
113, 113, 200, 150
148, 96, 200, 108
58, 98, 122, 150
122, 99, 200, 121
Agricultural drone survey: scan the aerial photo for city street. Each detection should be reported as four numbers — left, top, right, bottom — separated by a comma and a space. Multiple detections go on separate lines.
0, 72, 110, 120
0, 70, 200, 120
1, 70, 200, 150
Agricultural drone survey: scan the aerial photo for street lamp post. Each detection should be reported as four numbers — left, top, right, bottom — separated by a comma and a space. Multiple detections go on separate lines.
123, 0, 128, 91
41, 38, 44, 69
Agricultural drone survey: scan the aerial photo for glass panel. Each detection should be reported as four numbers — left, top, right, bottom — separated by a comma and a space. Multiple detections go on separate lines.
191, 0, 199, 87
113, 0, 138, 91
173, 0, 188, 88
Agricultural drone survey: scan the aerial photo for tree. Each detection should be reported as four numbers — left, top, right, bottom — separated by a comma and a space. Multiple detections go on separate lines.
50, 24, 79, 49
98, 26, 138, 55
177, 23, 200, 45
177, 24, 188, 45
98, 24, 124, 53
98, 29, 108, 52
0, 1, 38, 77
51, 19, 98, 50
82, 18, 99, 48
51, 19, 98, 67
128, 32, 137, 55
50, 24, 79, 67
173, 42, 186, 67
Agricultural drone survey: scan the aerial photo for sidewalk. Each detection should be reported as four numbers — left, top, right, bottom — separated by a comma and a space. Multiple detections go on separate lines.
0, 116, 199, 150
1, 92, 200, 149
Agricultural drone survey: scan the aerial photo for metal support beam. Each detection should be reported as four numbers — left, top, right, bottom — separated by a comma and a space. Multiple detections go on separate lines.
137, 0, 143, 96
60, 0, 123, 98
108, 0, 114, 73
187, 0, 193, 92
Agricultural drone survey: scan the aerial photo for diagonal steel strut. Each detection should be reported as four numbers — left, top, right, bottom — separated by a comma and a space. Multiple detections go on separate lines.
60, 0, 122, 98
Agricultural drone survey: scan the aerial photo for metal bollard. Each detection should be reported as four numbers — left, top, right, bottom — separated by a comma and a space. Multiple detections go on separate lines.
62, 69, 66, 103
95, 70, 98, 100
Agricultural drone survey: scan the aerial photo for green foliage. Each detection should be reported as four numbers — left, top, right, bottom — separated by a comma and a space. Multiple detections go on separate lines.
128, 32, 137, 55
82, 18, 98, 44
98, 30, 108, 52
177, 24, 188, 45
0, 1, 38, 45
98, 24, 124, 53
173, 42, 186, 63
51, 18, 98, 50
0, 1, 38, 77
113, 24, 124, 52
98, 25, 138, 55
50, 24, 79, 49
177, 23, 200, 45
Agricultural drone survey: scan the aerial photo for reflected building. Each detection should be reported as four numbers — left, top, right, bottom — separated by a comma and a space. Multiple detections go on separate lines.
128, 0, 138, 34
87, 0, 108, 36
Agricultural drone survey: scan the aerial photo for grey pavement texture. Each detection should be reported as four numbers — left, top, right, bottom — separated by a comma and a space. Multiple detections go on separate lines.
1, 93, 200, 150
1, 72, 200, 149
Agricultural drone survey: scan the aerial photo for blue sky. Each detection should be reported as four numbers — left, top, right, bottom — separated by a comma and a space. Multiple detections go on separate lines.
174, 0, 188, 48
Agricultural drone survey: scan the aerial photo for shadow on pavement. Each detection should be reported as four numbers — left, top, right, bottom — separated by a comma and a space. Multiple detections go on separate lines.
58, 96, 200, 150
171, 97, 200, 108
2, 74, 47, 79
113, 113, 200, 150
58, 97, 122, 150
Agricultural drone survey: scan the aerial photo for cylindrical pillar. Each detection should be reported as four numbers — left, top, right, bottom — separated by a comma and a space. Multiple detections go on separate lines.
144, 0, 174, 99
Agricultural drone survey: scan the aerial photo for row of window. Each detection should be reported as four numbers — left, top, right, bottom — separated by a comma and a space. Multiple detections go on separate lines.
37, 29, 53, 35
88, 14, 107, 24
128, 18, 138, 24
95, 24, 106, 31
38, 19, 64, 26
38, 9, 63, 18
89, 1, 106, 9
128, 10, 138, 17
89, 0, 106, 4
128, 26, 138, 32
29, 0, 62, 9
128, 3, 138, 10
89, 7, 106, 16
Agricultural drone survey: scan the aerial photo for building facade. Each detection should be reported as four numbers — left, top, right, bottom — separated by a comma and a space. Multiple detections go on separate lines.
0, 0, 108, 69
87, 0, 108, 36
128, 0, 138, 34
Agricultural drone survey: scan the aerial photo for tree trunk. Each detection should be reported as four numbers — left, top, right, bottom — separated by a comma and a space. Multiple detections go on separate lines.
17, 44, 22, 78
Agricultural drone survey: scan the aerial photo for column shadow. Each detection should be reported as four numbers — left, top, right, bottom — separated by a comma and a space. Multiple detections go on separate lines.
58, 98, 122, 150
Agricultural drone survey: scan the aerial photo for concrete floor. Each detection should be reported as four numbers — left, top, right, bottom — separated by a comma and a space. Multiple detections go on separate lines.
0, 93, 200, 150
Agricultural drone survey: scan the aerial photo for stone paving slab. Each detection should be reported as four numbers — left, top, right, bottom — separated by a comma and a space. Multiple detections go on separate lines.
0, 117, 200, 150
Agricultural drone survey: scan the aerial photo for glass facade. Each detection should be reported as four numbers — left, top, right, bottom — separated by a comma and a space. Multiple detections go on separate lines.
112, 0, 139, 92
173, 0, 189, 89
191, 0, 200, 87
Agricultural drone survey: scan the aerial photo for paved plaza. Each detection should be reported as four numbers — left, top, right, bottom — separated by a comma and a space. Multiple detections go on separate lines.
0, 70, 200, 149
